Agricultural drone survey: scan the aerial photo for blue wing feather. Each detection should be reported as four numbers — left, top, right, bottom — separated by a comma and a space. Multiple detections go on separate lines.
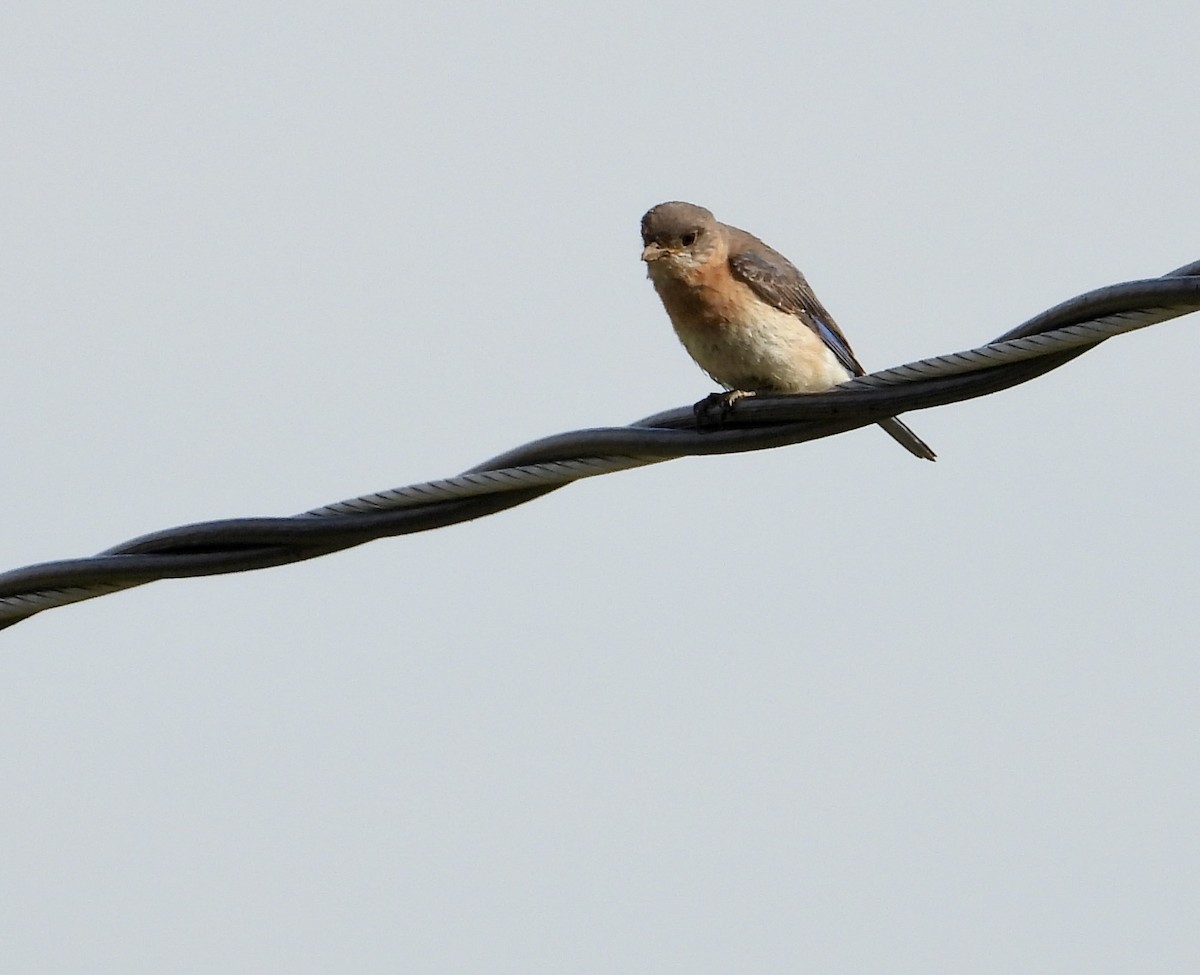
811, 317, 859, 376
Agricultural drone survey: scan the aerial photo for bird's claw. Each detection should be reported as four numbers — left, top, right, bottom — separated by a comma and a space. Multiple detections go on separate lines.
693, 389, 755, 430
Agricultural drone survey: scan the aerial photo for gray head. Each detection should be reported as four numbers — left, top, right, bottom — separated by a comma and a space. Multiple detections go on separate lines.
640, 201, 722, 268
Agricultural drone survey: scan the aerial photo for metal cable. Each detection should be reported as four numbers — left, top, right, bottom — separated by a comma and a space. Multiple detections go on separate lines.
3, 261, 1199, 631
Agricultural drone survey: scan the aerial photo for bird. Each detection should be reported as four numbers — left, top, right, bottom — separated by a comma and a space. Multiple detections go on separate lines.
640, 201, 936, 461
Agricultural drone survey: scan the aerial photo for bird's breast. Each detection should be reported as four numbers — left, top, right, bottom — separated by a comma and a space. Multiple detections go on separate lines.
649, 263, 850, 393
648, 258, 751, 327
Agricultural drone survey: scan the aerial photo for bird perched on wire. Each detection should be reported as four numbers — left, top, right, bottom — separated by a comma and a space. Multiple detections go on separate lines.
640, 201, 936, 460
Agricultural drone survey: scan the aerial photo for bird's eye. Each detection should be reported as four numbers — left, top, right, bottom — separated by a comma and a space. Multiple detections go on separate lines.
680, 232, 697, 247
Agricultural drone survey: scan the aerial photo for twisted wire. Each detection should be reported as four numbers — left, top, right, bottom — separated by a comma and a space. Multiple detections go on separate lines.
3, 261, 1199, 631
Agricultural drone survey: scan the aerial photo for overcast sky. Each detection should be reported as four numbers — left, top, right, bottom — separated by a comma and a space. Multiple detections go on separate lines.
2, 2, 1198, 971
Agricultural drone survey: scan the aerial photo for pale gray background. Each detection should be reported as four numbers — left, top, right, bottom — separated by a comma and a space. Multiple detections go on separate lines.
2, 2, 1197, 972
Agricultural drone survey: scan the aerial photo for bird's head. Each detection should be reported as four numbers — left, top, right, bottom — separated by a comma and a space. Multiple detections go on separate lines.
640, 201, 722, 275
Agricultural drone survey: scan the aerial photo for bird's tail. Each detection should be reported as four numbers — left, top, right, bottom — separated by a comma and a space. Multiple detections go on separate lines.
877, 417, 937, 461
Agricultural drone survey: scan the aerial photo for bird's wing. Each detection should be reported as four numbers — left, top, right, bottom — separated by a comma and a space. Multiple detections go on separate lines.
727, 233, 866, 377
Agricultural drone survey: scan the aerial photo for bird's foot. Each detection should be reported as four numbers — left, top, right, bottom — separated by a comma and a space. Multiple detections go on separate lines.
694, 389, 755, 430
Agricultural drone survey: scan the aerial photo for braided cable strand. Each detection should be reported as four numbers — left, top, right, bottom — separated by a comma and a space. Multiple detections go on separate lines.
302, 455, 666, 518
3, 263, 1199, 631
844, 307, 1183, 388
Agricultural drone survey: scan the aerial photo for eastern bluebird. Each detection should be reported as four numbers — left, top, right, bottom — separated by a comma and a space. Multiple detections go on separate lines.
641, 201, 936, 461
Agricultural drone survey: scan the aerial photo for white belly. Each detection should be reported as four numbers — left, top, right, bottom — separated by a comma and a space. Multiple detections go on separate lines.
673, 304, 852, 393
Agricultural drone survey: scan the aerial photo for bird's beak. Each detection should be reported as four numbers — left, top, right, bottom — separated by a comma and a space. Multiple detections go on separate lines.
641, 242, 666, 263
